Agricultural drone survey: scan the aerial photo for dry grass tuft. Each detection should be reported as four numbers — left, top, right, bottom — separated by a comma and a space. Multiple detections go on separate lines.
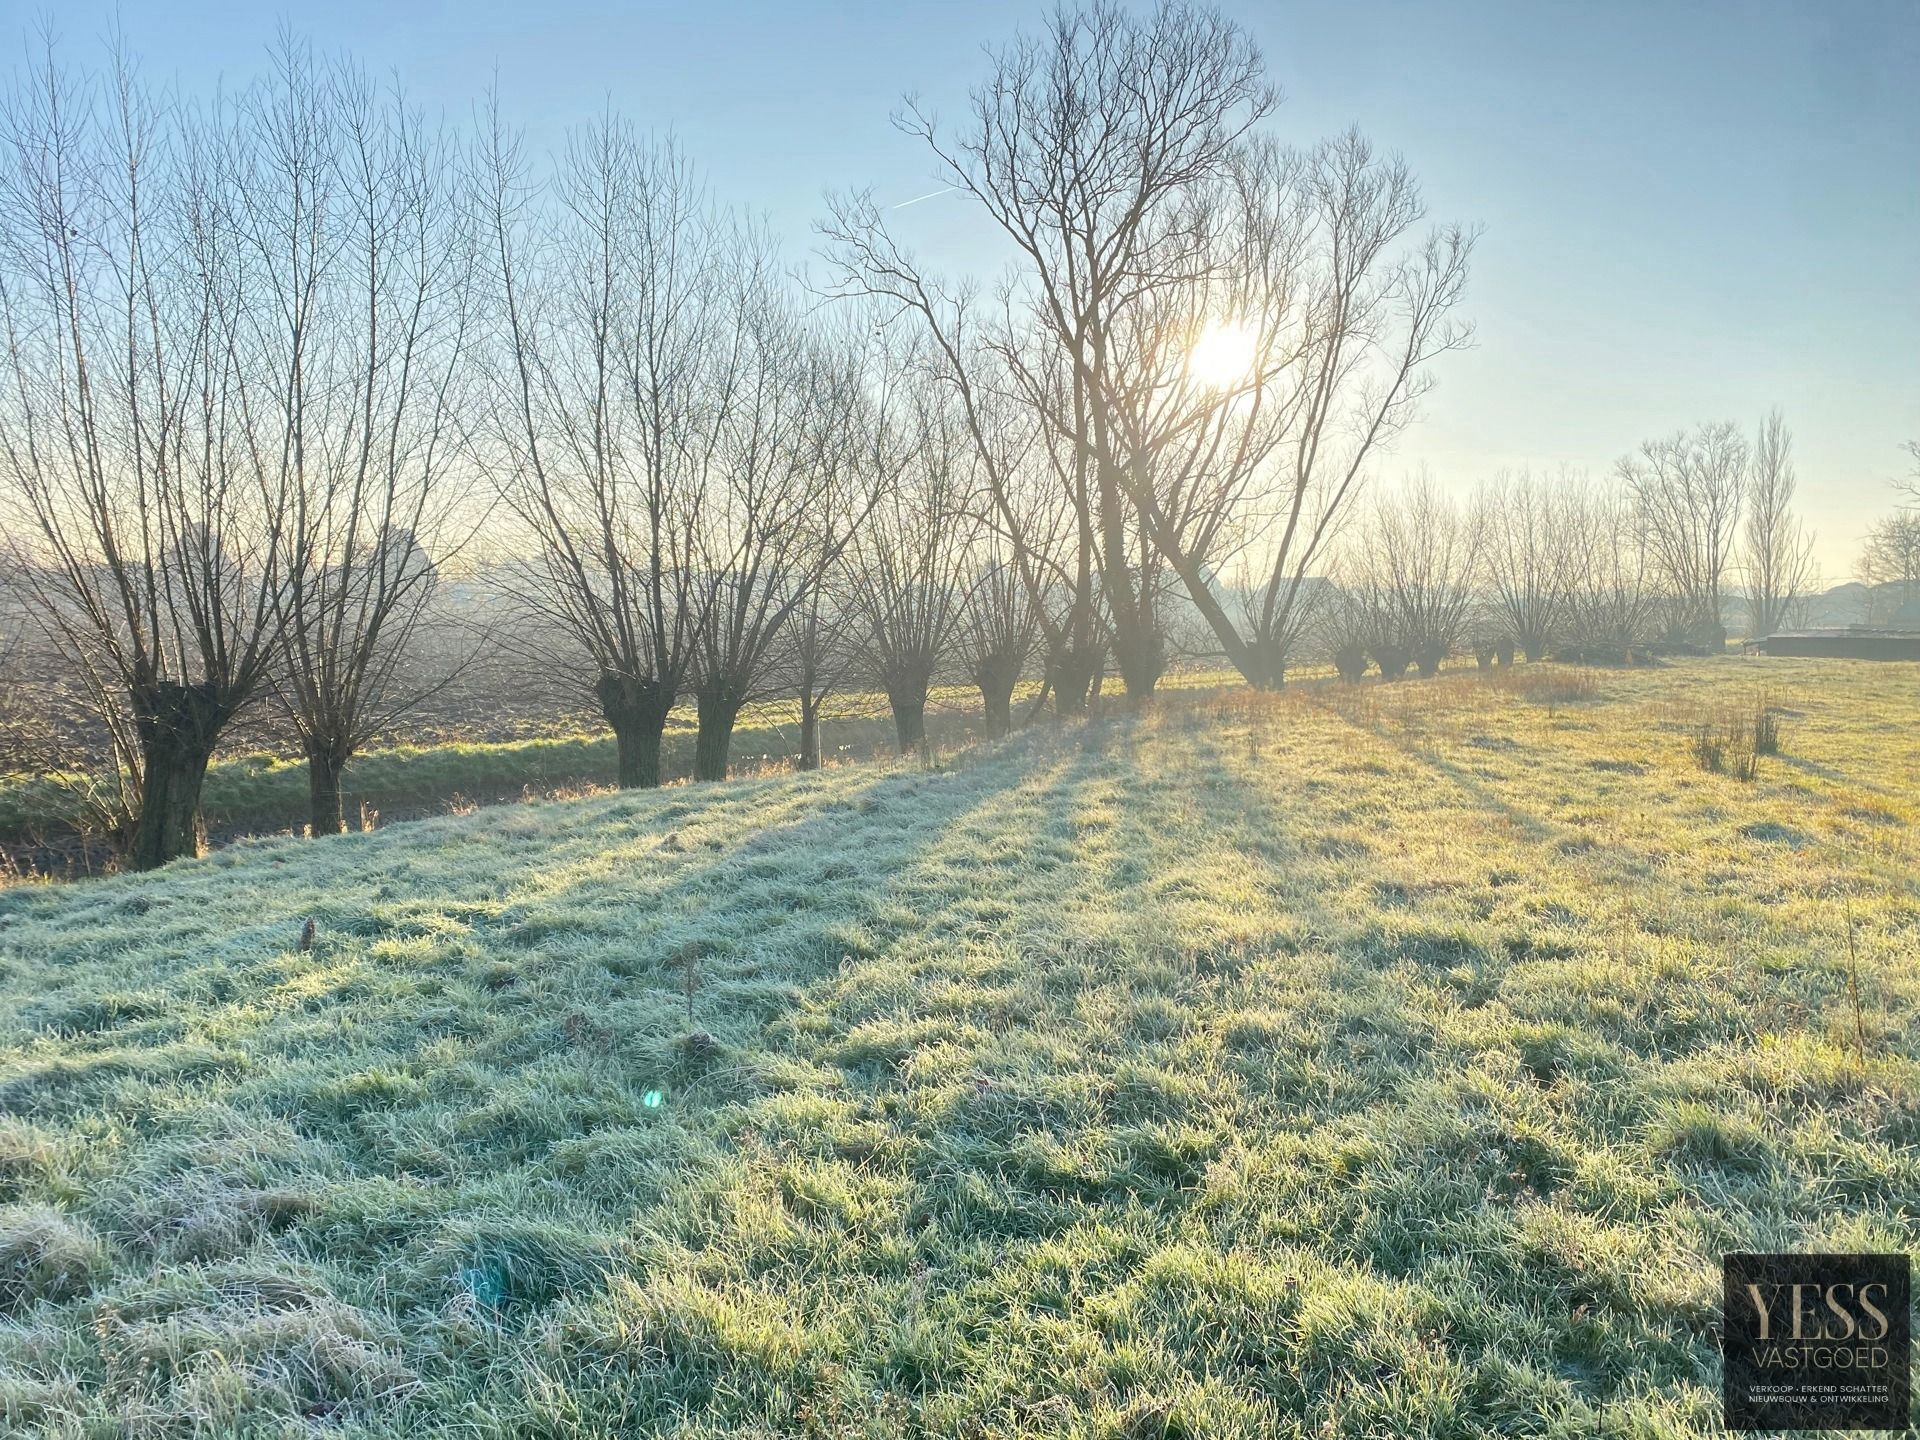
1683, 690, 1787, 780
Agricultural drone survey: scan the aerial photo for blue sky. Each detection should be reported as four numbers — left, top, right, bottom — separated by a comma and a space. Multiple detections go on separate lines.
26, 0, 1920, 576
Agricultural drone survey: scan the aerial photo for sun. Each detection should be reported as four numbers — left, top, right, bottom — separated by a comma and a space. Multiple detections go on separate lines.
1188, 318, 1258, 388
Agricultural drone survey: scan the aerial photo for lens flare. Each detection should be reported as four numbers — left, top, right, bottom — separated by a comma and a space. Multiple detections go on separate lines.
1188, 318, 1257, 388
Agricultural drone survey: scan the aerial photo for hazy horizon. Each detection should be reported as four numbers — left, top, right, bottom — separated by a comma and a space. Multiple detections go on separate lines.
24, 0, 1920, 577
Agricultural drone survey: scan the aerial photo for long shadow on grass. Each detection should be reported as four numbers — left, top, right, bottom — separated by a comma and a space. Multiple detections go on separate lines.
0, 760, 904, 980
1159, 715, 1722, 1413
1303, 689, 1701, 913
0, 746, 1033, 1144
774, 718, 1291, 1243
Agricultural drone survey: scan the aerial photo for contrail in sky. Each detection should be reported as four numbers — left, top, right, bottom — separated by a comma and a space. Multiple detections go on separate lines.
891, 186, 958, 210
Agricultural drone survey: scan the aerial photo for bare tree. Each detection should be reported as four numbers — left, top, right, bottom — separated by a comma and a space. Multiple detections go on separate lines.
833, 8, 1471, 700
240, 51, 481, 836
887, 3, 1275, 702
1853, 442, 1920, 626
1113, 134, 1475, 690
1347, 476, 1482, 677
1560, 483, 1657, 660
784, 573, 857, 771
961, 550, 1041, 738
1315, 583, 1373, 682
1480, 469, 1578, 661
0, 44, 297, 868
1333, 556, 1410, 679
473, 112, 715, 789
1739, 410, 1814, 640
1617, 421, 1747, 649
684, 287, 887, 781
1859, 512, 1920, 623
818, 201, 1106, 717
846, 394, 980, 751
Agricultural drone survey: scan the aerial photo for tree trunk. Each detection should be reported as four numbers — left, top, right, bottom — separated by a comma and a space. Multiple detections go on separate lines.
1015, 675, 1053, 729
890, 692, 927, 753
597, 670, 672, 789
306, 742, 350, 837
797, 693, 821, 771
1124, 476, 1270, 688
1373, 645, 1412, 680
1110, 618, 1163, 704
693, 686, 741, 783
128, 680, 226, 871
1244, 640, 1287, 691
980, 683, 1013, 739
974, 650, 1020, 738
1091, 449, 1163, 706
1050, 644, 1099, 718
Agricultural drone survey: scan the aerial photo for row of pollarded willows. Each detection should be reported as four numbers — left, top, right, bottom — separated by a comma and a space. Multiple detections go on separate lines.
0, 8, 1854, 875
0, 8, 1467, 870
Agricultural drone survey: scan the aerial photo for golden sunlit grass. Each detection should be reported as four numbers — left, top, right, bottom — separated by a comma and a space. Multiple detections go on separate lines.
0, 656, 1914, 1436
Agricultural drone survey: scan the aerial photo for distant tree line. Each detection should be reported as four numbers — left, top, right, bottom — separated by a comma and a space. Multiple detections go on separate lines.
0, 7, 1846, 871
1312, 415, 1821, 686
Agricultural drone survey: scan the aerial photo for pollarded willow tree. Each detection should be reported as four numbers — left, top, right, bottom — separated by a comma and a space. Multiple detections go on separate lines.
474, 113, 712, 788
480, 114, 885, 786
1480, 469, 1581, 661
845, 390, 983, 752
783, 577, 855, 772
1345, 475, 1484, 677
818, 200, 1107, 717
684, 294, 892, 781
242, 49, 481, 836
1122, 130, 1475, 690
894, 3, 1276, 702
0, 45, 297, 869
1559, 483, 1657, 660
961, 550, 1042, 739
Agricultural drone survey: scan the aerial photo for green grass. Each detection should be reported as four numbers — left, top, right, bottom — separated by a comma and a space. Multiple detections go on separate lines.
0, 670, 1259, 857
0, 656, 1914, 1436
0, 670, 1260, 858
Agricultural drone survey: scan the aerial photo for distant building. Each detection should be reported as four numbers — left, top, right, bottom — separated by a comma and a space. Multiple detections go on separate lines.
1750, 625, 1920, 660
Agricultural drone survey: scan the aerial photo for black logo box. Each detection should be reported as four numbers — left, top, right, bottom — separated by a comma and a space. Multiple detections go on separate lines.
1723, 1252, 1911, 1431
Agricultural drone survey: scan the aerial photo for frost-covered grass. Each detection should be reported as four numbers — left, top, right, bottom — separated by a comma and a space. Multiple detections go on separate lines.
0, 688, 928, 854
0, 672, 1256, 861
0, 657, 1914, 1437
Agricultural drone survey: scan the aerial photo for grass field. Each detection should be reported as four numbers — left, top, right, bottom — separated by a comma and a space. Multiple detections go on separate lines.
0, 657, 1915, 1437
0, 671, 1238, 872
0, 688, 966, 871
